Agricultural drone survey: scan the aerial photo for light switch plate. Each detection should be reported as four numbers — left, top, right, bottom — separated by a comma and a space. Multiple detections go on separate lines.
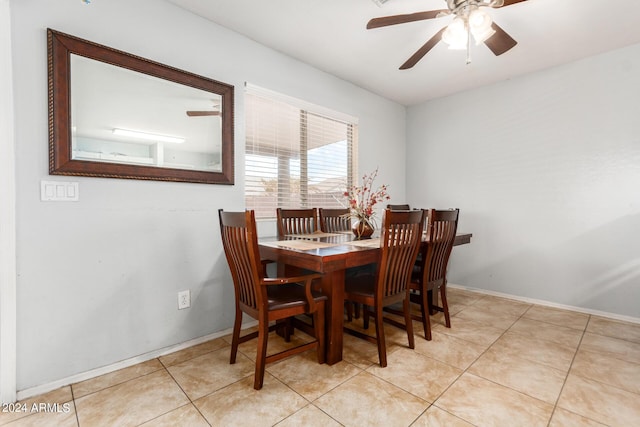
41, 180, 79, 201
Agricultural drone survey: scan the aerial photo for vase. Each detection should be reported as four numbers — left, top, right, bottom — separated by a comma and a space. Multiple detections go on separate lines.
352, 220, 374, 239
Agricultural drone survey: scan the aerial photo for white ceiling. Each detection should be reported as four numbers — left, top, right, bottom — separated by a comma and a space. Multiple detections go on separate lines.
167, 0, 640, 106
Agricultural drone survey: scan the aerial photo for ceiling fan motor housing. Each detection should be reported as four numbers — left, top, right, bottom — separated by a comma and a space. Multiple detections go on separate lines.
447, 0, 504, 13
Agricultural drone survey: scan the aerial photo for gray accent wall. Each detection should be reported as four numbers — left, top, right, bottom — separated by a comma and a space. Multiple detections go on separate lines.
406, 43, 640, 318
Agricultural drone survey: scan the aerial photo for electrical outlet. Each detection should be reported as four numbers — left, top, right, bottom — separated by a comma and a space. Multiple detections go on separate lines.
178, 290, 191, 310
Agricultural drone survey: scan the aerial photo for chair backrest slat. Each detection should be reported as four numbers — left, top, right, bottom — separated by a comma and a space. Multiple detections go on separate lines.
276, 208, 318, 237
318, 208, 351, 233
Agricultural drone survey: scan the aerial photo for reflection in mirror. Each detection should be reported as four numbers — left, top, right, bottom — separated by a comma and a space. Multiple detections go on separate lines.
71, 55, 223, 172
48, 29, 234, 184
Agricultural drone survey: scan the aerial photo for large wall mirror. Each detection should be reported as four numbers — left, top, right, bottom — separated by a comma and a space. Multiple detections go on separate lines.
48, 29, 234, 184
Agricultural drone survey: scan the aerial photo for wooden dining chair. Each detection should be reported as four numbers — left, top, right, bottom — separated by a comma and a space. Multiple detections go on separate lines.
343, 209, 425, 367
218, 209, 327, 389
318, 207, 351, 233
276, 208, 318, 238
409, 208, 459, 340
387, 203, 410, 210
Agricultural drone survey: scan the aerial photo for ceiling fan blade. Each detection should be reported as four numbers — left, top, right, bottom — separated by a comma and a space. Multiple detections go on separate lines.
399, 27, 446, 70
483, 22, 517, 56
499, 0, 529, 7
186, 111, 220, 117
367, 10, 448, 29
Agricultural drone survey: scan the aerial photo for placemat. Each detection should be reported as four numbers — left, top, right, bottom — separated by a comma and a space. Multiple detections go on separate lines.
285, 231, 343, 239
344, 238, 381, 248
264, 239, 338, 250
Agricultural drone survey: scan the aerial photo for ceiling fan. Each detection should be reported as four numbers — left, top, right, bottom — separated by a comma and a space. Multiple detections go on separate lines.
367, 0, 528, 69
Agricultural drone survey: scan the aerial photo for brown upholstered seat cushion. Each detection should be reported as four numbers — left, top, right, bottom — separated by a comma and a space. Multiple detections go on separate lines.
344, 274, 376, 299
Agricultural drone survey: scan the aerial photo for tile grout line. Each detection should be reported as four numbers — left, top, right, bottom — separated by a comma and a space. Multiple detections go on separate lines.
70, 363, 167, 402
366, 296, 528, 427
69, 359, 190, 427
544, 315, 592, 427
411, 302, 507, 426
267, 366, 344, 427
155, 357, 214, 427
427, 300, 602, 425
560, 318, 640, 398
69, 384, 80, 427
404, 295, 496, 425
159, 336, 329, 425
157, 335, 276, 425
425, 301, 535, 426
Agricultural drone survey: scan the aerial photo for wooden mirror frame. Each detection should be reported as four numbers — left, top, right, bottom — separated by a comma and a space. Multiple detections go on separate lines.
48, 29, 234, 184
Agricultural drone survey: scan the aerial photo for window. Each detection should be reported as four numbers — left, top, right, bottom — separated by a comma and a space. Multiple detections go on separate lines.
245, 85, 358, 219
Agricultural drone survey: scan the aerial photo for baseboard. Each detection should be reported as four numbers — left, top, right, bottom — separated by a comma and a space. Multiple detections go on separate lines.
448, 283, 640, 324
16, 320, 258, 402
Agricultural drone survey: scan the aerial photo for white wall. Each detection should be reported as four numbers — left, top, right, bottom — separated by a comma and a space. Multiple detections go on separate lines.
0, 0, 17, 405
406, 43, 640, 318
10, 0, 406, 392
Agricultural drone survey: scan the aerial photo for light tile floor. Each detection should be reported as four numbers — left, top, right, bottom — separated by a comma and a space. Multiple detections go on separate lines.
3, 288, 640, 427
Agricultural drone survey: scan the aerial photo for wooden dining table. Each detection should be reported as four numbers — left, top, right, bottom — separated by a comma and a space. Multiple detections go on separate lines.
258, 230, 472, 365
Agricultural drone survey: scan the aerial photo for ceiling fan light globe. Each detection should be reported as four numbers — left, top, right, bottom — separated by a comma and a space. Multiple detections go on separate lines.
442, 17, 467, 48
469, 9, 495, 44
469, 9, 492, 32
448, 16, 466, 32
442, 29, 467, 50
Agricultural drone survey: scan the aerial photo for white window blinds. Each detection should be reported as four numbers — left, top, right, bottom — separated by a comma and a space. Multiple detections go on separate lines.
245, 84, 358, 219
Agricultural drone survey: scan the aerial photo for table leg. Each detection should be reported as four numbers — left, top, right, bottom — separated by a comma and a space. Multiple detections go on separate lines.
321, 269, 345, 365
